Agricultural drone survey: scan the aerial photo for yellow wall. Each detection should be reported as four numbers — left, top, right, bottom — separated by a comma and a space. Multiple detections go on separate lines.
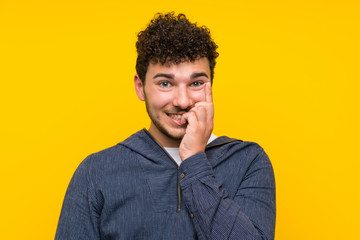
1, 1, 359, 239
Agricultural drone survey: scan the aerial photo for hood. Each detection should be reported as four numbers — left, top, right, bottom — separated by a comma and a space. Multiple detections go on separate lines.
118, 129, 248, 168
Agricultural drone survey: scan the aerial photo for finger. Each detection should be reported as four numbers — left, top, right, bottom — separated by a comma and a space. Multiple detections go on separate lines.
195, 99, 214, 121
205, 82, 213, 103
194, 100, 214, 128
180, 112, 189, 125
206, 104, 214, 126
182, 111, 198, 128
181, 112, 198, 125
192, 106, 207, 126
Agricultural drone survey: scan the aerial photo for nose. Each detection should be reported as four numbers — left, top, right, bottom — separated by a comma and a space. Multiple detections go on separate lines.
173, 86, 193, 110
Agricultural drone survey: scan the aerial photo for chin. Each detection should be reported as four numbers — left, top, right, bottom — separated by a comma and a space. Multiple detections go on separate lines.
166, 130, 185, 140
162, 126, 186, 141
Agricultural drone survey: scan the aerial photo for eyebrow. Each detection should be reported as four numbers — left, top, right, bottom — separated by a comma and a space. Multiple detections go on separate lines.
191, 72, 209, 79
153, 73, 174, 79
153, 72, 209, 80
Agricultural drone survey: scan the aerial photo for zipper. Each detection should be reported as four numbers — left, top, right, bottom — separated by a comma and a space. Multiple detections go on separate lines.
143, 129, 241, 213
160, 149, 182, 212
143, 129, 182, 212
177, 179, 181, 212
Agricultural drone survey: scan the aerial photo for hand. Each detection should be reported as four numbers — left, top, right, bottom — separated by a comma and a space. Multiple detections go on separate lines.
179, 82, 214, 161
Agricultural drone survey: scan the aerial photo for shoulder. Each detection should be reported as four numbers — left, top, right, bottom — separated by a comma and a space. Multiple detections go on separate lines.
74, 142, 140, 181
224, 138, 274, 181
89, 144, 130, 160
86, 143, 139, 170
73, 130, 152, 180
209, 136, 275, 188
207, 136, 273, 175
207, 136, 267, 161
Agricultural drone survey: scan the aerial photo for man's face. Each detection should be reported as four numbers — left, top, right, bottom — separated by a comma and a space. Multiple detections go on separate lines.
134, 57, 212, 147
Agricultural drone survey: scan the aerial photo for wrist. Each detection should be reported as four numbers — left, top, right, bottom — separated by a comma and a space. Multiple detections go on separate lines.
180, 149, 204, 161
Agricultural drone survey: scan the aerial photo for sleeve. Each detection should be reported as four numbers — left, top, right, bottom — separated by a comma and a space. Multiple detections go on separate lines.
55, 156, 102, 240
178, 150, 276, 240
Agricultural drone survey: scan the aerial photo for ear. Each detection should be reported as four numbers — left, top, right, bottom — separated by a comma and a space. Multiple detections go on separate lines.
134, 74, 145, 101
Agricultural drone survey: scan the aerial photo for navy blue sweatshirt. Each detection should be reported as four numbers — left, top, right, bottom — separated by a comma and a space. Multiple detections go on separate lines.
56, 129, 276, 239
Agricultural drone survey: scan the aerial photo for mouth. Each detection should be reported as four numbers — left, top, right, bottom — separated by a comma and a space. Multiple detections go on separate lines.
166, 112, 186, 126
167, 113, 182, 120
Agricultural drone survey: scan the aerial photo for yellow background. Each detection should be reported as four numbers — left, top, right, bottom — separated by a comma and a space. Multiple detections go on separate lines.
1, 0, 359, 239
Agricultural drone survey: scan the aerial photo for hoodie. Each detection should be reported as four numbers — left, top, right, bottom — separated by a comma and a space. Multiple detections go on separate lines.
55, 129, 276, 240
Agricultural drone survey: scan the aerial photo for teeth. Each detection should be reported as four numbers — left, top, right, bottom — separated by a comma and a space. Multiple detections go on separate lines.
168, 114, 182, 120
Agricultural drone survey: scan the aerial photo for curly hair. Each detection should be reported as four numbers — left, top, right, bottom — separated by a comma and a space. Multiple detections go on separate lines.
136, 12, 219, 84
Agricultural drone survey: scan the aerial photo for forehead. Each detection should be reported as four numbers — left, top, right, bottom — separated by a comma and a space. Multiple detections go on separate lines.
145, 57, 210, 80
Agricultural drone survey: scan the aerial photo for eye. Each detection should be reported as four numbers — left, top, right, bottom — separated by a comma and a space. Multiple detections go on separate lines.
159, 81, 171, 87
191, 81, 203, 87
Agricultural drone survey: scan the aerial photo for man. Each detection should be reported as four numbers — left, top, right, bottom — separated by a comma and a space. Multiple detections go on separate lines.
55, 12, 276, 240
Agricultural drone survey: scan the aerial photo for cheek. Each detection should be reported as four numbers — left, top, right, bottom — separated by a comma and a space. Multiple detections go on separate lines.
144, 85, 171, 108
190, 91, 206, 102
148, 92, 173, 108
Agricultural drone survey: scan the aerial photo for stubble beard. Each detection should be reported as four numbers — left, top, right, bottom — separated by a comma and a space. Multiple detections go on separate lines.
144, 98, 186, 141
